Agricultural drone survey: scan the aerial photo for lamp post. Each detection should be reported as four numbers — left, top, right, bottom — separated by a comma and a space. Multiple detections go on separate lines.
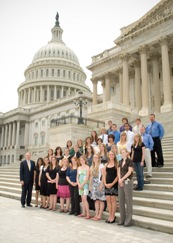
73, 97, 87, 124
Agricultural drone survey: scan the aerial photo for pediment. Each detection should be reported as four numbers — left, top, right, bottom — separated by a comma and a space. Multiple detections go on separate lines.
115, 0, 173, 44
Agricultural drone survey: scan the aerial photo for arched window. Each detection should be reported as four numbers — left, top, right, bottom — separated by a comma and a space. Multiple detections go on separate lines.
63, 70, 66, 77
57, 69, 60, 77
68, 71, 71, 79
46, 69, 49, 77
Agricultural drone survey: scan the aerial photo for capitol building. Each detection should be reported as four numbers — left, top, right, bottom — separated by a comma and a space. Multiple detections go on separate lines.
0, 0, 173, 164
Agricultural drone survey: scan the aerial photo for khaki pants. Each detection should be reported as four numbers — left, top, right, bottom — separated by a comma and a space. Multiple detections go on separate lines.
145, 148, 152, 176
118, 180, 133, 226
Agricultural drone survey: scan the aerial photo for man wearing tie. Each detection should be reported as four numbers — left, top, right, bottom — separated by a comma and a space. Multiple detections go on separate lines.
20, 152, 35, 207
146, 114, 164, 167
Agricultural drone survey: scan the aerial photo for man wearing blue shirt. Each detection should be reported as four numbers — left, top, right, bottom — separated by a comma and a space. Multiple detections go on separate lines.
146, 114, 164, 167
140, 125, 154, 177
109, 124, 120, 144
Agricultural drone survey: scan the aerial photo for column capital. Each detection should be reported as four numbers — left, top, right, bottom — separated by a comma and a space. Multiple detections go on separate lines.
91, 78, 98, 84
138, 45, 150, 54
132, 60, 140, 68
159, 35, 170, 46
116, 67, 123, 74
150, 52, 160, 62
119, 53, 130, 62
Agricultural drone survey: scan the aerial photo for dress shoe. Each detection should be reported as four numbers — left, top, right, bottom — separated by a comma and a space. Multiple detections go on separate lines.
74, 212, 80, 216
117, 222, 124, 225
21, 205, 25, 208
27, 204, 33, 207
158, 164, 164, 168
146, 175, 152, 178
69, 211, 74, 215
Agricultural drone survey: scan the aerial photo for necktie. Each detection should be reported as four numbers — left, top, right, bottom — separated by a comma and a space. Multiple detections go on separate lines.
149, 123, 153, 136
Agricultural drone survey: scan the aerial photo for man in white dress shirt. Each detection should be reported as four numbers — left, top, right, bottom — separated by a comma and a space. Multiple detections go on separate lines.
99, 127, 108, 145
124, 123, 134, 147
132, 118, 142, 135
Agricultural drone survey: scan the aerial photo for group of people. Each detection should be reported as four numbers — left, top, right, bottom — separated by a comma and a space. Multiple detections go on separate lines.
19, 114, 164, 227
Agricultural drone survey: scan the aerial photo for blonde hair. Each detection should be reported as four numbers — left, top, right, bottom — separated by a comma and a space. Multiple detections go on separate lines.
71, 157, 80, 169
120, 132, 127, 143
107, 151, 118, 168
90, 153, 101, 177
133, 134, 142, 146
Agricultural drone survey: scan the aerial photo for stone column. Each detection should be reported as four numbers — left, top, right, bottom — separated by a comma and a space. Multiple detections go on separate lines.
61, 86, 64, 98
151, 53, 161, 113
92, 79, 98, 105
101, 81, 106, 103
24, 90, 26, 105
33, 87, 36, 103
139, 45, 150, 116
24, 122, 29, 147
8, 123, 12, 147
12, 122, 16, 147
28, 88, 31, 104
4, 124, 8, 148
40, 86, 43, 102
134, 61, 142, 110
120, 53, 130, 106
68, 87, 71, 95
159, 36, 172, 112
54, 86, 57, 100
105, 74, 111, 102
0, 126, 4, 148
15, 121, 20, 148
47, 86, 50, 101
117, 68, 123, 103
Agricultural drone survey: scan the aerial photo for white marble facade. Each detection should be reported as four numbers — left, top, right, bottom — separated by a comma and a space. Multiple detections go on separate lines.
1, 0, 173, 164
87, 0, 173, 119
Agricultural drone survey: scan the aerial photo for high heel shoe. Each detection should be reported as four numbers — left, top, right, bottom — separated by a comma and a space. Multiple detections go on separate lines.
108, 217, 116, 224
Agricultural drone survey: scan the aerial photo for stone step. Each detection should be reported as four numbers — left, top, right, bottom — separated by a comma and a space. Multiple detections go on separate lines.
148, 172, 173, 178
149, 178, 173, 185
144, 184, 173, 192
133, 197, 173, 210
144, 167, 173, 172
0, 182, 21, 189
133, 205, 173, 222
132, 215, 173, 234
133, 190, 173, 200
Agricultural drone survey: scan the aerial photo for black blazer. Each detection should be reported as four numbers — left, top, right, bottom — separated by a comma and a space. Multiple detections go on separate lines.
20, 160, 35, 184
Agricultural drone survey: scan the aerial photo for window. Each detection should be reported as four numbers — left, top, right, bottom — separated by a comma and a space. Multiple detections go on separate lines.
44, 90, 47, 101
57, 69, 60, 77
41, 134, 45, 145
46, 69, 49, 77
50, 89, 54, 101
36, 70, 38, 78
35, 122, 38, 128
41, 70, 43, 77
34, 136, 38, 146
42, 120, 45, 126
63, 89, 67, 96
52, 69, 54, 77
68, 71, 71, 79
32, 72, 34, 79
63, 70, 66, 77
73, 72, 76, 81
57, 89, 60, 99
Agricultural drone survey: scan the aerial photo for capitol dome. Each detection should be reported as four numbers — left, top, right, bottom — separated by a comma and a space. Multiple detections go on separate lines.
17, 12, 91, 109
32, 42, 80, 65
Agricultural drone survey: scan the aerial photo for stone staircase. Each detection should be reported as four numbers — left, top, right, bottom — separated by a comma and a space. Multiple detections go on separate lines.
0, 111, 173, 234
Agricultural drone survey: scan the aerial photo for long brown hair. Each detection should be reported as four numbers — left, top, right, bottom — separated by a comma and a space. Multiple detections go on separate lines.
90, 153, 101, 177
49, 156, 58, 170
107, 151, 118, 168
71, 157, 80, 170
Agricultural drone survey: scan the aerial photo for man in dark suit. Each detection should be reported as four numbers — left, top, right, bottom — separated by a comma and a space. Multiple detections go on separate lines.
20, 152, 35, 207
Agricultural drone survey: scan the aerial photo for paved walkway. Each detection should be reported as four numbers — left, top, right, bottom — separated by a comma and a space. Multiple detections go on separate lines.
0, 197, 173, 243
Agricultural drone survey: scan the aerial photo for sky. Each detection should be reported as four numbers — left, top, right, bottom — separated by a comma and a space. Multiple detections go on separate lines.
0, 0, 160, 113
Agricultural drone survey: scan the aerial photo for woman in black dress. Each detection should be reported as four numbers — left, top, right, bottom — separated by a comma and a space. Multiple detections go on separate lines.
54, 146, 63, 165
39, 157, 50, 209
46, 156, 59, 211
34, 157, 43, 207
104, 151, 118, 223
